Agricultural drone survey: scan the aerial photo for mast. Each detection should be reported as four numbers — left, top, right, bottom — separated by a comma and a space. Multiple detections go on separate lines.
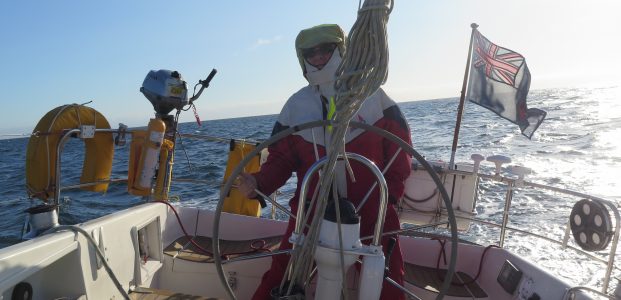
449, 23, 478, 169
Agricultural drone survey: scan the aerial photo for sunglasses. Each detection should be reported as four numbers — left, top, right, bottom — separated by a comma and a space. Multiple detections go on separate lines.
302, 43, 337, 59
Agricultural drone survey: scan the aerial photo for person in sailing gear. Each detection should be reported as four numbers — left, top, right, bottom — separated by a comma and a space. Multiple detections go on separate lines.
239, 24, 411, 300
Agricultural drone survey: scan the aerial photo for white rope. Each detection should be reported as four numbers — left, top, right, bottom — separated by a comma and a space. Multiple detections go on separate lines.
284, 0, 393, 294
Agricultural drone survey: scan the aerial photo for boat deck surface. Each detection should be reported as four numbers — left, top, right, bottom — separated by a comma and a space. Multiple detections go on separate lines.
163, 235, 283, 263
404, 263, 487, 298
163, 235, 487, 298
129, 287, 221, 300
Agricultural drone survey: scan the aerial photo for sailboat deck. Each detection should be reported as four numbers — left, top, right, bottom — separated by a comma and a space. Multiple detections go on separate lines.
163, 234, 488, 299
129, 287, 221, 300
163, 235, 283, 263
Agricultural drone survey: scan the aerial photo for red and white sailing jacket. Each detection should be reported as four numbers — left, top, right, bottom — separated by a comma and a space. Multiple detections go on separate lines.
253, 85, 412, 231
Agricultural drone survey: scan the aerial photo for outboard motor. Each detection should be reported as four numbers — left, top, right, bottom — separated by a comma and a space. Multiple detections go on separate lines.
131, 69, 216, 200
140, 69, 189, 116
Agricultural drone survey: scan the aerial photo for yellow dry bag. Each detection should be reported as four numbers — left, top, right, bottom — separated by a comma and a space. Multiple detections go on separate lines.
222, 140, 263, 217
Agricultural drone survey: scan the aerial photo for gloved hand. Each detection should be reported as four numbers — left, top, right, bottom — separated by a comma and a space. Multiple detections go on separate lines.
237, 172, 258, 198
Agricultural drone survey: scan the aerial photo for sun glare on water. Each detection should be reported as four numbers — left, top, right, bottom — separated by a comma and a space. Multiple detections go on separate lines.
589, 86, 621, 200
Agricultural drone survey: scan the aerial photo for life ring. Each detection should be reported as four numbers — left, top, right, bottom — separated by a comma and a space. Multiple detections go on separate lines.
26, 104, 114, 201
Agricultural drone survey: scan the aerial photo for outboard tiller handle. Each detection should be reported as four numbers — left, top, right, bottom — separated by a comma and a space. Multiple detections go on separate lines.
200, 68, 218, 87
189, 68, 218, 103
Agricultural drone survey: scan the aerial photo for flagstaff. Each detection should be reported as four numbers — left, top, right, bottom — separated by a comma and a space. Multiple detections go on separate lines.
449, 23, 478, 169
449, 23, 546, 168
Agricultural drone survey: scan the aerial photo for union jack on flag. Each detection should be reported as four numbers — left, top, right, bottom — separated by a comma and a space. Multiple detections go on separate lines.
472, 31, 524, 87
467, 29, 546, 139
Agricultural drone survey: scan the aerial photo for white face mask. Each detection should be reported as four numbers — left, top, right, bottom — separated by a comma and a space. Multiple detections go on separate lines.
304, 48, 342, 99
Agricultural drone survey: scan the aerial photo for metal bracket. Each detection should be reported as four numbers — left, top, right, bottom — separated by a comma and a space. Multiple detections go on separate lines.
79, 125, 96, 139
91, 227, 107, 270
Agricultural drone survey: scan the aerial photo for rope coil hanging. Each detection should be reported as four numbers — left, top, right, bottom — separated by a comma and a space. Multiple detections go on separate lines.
284, 0, 394, 294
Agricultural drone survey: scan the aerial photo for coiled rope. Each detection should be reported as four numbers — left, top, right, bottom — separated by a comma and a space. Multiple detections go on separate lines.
283, 0, 394, 295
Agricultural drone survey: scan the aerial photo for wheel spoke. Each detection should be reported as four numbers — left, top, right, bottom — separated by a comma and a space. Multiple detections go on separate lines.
253, 189, 296, 219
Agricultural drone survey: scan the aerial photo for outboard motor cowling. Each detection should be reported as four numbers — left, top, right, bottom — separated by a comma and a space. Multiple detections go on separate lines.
140, 69, 188, 115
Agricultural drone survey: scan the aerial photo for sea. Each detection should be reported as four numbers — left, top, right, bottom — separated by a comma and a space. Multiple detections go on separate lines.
1, 85, 620, 292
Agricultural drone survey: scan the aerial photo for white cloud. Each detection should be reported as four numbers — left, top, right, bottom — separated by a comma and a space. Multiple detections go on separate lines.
250, 35, 282, 49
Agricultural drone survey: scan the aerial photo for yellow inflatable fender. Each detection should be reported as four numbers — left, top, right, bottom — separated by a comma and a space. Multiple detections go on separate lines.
26, 104, 114, 201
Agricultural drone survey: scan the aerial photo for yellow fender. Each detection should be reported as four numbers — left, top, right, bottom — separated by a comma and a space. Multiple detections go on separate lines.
26, 104, 114, 201
222, 140, 262, 217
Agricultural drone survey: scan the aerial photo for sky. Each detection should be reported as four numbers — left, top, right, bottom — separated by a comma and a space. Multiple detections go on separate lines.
1, 0, 619, 135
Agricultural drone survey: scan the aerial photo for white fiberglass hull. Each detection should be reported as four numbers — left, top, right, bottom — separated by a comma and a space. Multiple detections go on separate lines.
0, 201, 586, 300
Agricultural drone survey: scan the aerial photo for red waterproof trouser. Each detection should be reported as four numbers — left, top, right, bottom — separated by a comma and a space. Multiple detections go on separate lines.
252, 207, 405, 300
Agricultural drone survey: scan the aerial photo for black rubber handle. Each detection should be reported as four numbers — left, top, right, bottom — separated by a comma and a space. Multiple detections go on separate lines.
200, 69, 217, 87
384, 237, 397, 276
255, 195, 267, 208
190, 68, 218, 103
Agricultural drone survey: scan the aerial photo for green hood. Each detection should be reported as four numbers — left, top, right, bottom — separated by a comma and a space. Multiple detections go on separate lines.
295, 24, 346, 75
